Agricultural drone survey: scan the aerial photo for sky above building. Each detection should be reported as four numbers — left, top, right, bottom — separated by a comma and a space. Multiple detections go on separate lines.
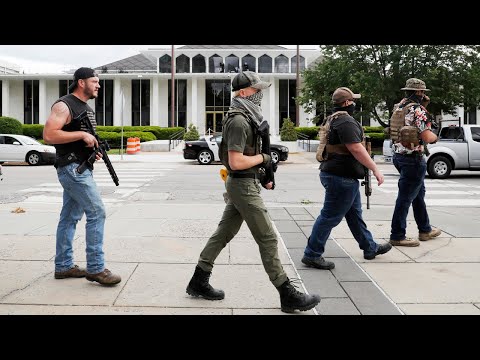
0, 45, 320, 74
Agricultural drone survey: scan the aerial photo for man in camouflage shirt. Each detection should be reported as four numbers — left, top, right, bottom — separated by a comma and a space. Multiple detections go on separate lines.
390, 78, 442, 247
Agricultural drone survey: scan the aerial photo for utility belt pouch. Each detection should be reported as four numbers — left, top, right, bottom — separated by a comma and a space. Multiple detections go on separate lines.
54, 152, 79, 169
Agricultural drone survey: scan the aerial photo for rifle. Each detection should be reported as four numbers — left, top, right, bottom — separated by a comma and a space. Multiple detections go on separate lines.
75, 110, 119, 186
256, 120, 277, 190
361, 136, 372, 209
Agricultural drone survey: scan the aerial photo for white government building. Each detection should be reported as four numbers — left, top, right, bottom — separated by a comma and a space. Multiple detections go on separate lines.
0, 45, 323, 136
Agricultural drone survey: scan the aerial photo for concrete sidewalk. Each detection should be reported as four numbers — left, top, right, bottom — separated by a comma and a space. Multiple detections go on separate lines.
1, 150, 479, 315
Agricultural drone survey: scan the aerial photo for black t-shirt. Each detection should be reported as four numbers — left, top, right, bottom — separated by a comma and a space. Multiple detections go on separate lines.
320, 114, 365, 179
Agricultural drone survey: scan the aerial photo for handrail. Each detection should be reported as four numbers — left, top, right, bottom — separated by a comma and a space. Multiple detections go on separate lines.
296, 132, 312, 152
169, 128, 186, 151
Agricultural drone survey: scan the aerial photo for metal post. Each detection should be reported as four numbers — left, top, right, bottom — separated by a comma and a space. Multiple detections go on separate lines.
295, 45, 300, 127
171, 45, 175, 128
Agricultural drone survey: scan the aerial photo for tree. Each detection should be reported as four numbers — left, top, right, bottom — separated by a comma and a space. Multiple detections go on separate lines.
298, 45, 480, 127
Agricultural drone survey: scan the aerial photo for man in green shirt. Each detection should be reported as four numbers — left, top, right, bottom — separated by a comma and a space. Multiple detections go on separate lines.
186, 71, 320, 313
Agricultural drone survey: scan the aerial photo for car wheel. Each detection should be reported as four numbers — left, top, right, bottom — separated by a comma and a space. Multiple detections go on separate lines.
197, 149, 213, 165
26, 151, 41, 166
427, 155, 452, 179
270, 150, 280, 164
0, 162, 4, 165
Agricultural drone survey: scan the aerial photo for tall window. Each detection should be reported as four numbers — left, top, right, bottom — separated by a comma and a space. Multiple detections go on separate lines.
132, 79, 150, 126
464, 108, 477, 124
168, 79, 187, 128
290, 55, 305, 73
159, 55, 171, 73
225, 54, 239, 73
192, 54, 206, 73
59, 80, 75, 97
258, 55, 272, 73
205, 80, 231, 133
95, 80, 114, 126
209, 54, 223, 73
279, 79, 297, 129
24, 80, 39, 124
0, 81, 2, 116
242, 54, 256, 72
176, 55, 190, 73
275, 55, 289, 73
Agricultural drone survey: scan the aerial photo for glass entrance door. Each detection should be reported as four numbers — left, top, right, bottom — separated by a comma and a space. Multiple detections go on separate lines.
205, 112, 225, 134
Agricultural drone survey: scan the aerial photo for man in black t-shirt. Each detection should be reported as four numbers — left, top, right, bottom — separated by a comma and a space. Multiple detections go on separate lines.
302, 87, 392, 268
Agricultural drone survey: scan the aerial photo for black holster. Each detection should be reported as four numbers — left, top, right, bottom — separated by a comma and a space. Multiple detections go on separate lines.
54, 152, 79, 169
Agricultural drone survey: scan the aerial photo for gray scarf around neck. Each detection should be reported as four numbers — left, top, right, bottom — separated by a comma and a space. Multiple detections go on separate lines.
231, 96, 263, 127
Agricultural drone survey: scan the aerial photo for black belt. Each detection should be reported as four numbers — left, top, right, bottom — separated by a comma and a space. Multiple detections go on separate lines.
399, 152, 422, 157
229, 173, 257, 179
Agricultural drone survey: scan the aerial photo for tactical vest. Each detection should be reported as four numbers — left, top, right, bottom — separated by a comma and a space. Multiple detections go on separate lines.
388, 102, 420, 147
218, 109, 260, 171
316, 111, 352, 162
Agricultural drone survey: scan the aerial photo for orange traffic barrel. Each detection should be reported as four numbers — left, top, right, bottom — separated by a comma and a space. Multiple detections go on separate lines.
127, 137, 136, 154
135, 137, 141, 152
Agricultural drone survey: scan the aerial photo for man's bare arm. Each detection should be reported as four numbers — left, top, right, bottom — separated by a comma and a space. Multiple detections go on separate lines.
43, 102, 96, 147
345, 142, 384, 186
228, 151, 263, 171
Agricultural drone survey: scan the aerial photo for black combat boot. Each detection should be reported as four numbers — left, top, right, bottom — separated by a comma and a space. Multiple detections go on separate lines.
277, 278, 320, 313
186, 265, 225, 300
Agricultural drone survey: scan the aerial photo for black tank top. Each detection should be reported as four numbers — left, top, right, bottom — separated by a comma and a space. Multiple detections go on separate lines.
53, 94, 97, 163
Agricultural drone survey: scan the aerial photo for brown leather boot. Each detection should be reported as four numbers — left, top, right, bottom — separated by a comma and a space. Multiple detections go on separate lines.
86, 269, 121, 285
54, 265, 87, 279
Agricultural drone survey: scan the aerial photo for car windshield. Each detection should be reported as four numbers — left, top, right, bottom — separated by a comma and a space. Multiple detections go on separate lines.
18, 136, 42, 145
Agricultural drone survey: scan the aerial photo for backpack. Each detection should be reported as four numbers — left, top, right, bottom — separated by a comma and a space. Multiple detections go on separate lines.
388, 102, 418, 144
316, 111, 349, 162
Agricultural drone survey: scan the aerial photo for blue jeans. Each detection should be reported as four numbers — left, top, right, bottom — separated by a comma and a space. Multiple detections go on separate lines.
55, 162, 106, 274
304, 172, 378, 259
390, 153, 432, 240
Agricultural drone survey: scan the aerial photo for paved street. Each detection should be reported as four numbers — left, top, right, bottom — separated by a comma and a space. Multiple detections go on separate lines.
1, 151, 479, 314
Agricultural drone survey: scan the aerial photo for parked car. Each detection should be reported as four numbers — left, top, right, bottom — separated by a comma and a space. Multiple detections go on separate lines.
0, 134, 56, 165
183, 134, 289, 165
383, 125, 480, 178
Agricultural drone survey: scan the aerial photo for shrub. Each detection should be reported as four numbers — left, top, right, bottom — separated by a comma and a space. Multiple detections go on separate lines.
365, 132, 385, 147
183, 124, 200, 141
96, 131, 156, 148
280, 118, 298, 141
295, 126, 319, 140
363, 126, 384, 133
0, 117, 23, 134
22, 124, 44, 139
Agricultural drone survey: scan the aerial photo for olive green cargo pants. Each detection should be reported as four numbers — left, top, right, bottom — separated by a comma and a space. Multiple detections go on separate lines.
198, 177, 288, 287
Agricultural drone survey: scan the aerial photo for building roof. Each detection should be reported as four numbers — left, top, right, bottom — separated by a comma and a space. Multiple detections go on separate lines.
177, 45, 287, 50
95, 54, 156, 72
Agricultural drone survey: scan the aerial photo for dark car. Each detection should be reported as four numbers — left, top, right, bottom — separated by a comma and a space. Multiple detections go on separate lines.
183, 134, 289, 165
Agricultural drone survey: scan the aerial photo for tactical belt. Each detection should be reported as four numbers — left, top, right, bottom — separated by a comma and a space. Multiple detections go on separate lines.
54, 152, 81, 169
399, 152, 423, 157
229, 173, 258, 179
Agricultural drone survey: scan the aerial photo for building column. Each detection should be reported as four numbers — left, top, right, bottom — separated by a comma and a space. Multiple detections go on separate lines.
191, 77, 198, 127
39, 79, 47, 124
151, 77, 159, 126
269, 76, 277, 136
113, 78, 122, 126
2, 80, 9, 116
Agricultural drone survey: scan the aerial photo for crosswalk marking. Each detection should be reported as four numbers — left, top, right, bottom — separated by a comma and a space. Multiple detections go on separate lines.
16, 166, 175, 203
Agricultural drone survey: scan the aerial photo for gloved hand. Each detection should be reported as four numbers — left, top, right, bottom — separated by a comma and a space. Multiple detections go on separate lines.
261, 153, 272, 166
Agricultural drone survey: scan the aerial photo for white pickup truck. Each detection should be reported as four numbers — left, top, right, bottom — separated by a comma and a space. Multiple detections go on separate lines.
383, 125, 480, 179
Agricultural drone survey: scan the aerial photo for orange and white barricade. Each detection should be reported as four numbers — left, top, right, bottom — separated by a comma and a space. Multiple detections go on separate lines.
127, 137, 137, 154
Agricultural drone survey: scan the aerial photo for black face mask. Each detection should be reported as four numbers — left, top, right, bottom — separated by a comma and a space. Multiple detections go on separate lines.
345, 103, 356, 115
409, 94, 424, 104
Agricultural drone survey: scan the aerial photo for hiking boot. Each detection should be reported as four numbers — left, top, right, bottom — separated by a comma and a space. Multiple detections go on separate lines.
419, 227, 442, 241
390, 238, 420, 247
186, 265, 225, 300
301, 256, 335, 270
276, 278, 320, 313
364, 243, 392, 260
86, 268, 121, 285
54, 264, 87, 279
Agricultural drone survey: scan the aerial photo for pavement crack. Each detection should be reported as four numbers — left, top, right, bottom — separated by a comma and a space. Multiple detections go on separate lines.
0, 270, 52, 302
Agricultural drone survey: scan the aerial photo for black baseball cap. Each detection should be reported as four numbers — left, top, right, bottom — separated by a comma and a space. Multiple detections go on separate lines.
231, 71, 271, 91
68, 67, 98, 92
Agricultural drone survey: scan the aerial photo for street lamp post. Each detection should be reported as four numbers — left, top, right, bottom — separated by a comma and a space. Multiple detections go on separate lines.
296, 45, 300, 127
171, 45, 175, 128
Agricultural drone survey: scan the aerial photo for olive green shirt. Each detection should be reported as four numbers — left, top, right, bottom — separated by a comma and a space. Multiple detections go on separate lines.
223, 113, 260, 175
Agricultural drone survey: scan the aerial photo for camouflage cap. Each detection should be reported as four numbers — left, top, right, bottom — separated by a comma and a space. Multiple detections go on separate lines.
231, 71, 271, 91
401, 78, 430, 91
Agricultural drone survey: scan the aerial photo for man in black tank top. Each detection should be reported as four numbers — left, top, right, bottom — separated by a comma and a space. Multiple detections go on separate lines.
43, 67, 121, 286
